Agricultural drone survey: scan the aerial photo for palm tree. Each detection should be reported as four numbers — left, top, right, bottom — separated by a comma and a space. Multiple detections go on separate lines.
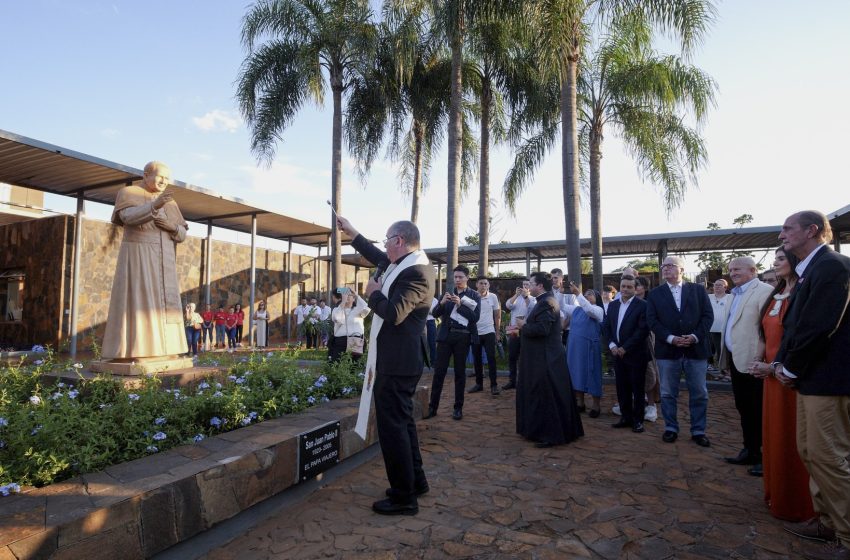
580, 14, 717, 290
466, 12, 529, 277
506, 0, 715, 289
236, 0, 376, 292
345, 12, 478, 224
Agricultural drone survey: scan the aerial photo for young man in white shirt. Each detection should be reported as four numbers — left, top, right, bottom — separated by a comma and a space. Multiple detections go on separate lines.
294, 297, 309, 347
318, 299, 332, 348
468, 277, 501, 395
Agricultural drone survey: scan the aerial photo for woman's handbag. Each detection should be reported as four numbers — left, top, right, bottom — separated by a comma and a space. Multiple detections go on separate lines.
346, 333, 364, 354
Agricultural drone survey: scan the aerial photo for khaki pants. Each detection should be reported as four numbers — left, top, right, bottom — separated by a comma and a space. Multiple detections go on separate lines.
796, 394, 850, 547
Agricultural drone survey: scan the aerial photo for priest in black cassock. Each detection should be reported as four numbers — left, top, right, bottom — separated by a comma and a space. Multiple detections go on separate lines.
514, 271, 584, 447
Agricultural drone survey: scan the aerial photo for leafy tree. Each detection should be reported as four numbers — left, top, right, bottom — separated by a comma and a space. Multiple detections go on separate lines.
236, 0, 377, 292
505, 0, 715, 290
579, 13, 716, 290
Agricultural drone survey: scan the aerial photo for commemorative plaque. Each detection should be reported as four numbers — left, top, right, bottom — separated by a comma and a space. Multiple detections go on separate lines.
298, 421, 341, 481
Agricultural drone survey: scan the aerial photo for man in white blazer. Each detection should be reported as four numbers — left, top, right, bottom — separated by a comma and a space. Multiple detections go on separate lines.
720, 256, 774, 475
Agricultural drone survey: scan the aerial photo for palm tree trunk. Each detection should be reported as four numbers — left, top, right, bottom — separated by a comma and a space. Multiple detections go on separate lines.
411, 121, 424, 224
561, 58, 582, 290
446, 30, 464, 293
589, 128, 603, 292
331, 73, 343, 295
478, 76, 491, 278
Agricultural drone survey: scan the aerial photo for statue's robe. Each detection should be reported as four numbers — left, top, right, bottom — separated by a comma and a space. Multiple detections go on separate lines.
102, 186, 187, 359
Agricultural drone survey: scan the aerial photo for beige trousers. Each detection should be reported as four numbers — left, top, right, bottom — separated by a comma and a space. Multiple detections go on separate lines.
796, 394, 850, 547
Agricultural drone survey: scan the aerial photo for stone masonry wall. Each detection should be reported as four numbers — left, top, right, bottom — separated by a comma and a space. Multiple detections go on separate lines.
0, 215, 370, 350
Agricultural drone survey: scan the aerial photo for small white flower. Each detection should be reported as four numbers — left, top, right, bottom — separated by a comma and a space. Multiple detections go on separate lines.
198, 382, 210, 390
31, 425, 42, 435
154, 417, 166, 426
56, 382, 65, 388
34, 359, 44, 366
67, 390, 79, 399
145, 445, 158, 453
212, 391, 223, 398
128, 394, 140, 401
193, 434, 205, 443
73, 363, 83, 369
227, 375, 237, 382
152, 431, 167, 441
28, 396, 41, 405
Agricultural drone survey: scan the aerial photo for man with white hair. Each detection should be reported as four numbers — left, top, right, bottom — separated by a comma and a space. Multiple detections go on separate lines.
720, 257, 774, 476
646, 256, 714, 447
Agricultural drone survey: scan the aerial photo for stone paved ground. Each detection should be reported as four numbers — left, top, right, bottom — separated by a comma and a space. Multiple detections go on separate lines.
202, 377, 804, 559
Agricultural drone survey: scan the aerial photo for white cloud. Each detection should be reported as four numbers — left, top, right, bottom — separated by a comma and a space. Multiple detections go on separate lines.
192, 109, 241, 133
239, 161, 329, 223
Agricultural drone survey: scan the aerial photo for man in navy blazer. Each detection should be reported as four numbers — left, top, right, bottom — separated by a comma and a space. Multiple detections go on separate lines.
775, 211, 850, 558
603, 275, 650, 433
646, 256, 714, 447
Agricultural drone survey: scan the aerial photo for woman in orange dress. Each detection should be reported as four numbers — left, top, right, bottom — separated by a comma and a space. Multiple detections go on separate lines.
750, 247, 814, 521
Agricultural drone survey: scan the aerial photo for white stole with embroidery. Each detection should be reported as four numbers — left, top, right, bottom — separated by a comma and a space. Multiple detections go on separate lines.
354, 250, 431, 439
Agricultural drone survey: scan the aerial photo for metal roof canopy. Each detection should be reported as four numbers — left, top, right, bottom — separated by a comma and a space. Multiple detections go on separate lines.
333, 225, 787, 267
0, 129, 349, 247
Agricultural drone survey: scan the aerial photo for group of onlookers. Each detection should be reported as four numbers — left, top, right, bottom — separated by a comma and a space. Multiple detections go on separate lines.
294, 291, 372, 362
183, 301, 270, 355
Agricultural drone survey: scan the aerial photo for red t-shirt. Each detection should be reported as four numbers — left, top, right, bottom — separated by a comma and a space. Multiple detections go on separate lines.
202, 311, 214, 325
235, 310, 245, 325
225, 313, 238, 329
214, 311, 227, 325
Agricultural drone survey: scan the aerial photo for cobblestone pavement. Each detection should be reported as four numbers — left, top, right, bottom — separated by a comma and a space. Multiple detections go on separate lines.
203, 377, 804, 559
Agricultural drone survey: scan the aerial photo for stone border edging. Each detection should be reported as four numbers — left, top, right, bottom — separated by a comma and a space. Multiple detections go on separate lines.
0, 385, 429, 559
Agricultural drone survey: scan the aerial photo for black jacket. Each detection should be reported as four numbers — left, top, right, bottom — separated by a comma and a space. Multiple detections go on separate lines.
433, 287, 481, 344
646, 282, 713, 360
603, 297, 649, 366
778, 246, 850, 396
352, 234, 435, 377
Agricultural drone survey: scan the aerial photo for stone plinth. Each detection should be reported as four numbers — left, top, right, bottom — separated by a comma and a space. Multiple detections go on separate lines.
89, 356, 195, 376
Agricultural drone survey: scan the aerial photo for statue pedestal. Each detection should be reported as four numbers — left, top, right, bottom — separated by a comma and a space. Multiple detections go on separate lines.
90, 356, 195, 376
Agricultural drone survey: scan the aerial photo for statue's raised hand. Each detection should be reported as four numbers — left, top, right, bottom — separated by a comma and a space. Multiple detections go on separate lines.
152, 191, 173, 210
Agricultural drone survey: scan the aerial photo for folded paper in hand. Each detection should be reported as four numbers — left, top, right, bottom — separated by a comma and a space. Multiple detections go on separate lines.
449, 295, 477, 326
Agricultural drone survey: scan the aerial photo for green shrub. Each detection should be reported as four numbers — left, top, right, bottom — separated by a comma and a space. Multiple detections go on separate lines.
0, 349, 364, 492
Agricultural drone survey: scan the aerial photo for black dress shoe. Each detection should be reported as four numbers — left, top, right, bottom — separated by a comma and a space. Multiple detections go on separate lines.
612, 419, 631, 428
534, 441, 555, 448
725, 449, 758, 465
423, 406, 437, 419
452, 408, 463, 420
490, 385, 500, 395
747, 463, 763, 477
467, 384, 483, 394
501, 381, 516, 390
588, 408, 600, 418
372, 498, 418, 516
632, 422, 645, 433
662, 430, 678, 443
386, 483, 430, 498
692, 434, 711, 448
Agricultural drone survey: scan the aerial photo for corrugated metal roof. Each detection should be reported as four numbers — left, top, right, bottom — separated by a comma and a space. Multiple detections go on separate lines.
0, 129, 347, 247
332, 226, 785, 267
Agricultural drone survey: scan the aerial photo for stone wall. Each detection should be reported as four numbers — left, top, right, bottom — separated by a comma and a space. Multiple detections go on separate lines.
0, 215, 371, 350
0, 215, 70, 349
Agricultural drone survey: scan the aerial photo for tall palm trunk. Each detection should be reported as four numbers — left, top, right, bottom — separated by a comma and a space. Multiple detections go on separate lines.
410, 121, 425, 224
330, 70, 343, 294
589, 126, 603, 292
561, 56, 582, 289
446, 29, 464, 293
478, 75, 491, 277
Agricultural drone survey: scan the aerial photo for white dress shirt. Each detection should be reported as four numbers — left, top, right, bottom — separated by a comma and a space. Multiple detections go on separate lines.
608, 296, 634, 349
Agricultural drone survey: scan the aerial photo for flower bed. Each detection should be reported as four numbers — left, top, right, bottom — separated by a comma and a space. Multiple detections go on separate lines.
0, 348, 363, 494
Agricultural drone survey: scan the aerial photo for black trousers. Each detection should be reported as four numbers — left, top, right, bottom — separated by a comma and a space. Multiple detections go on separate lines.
472, 332, 498, 387
614, 357, 648, 424
507, 335, 521, 384
730, 356, 763, 456
374, 373, 426, 502
328, 335, 347, 362
430, 330, 470, 412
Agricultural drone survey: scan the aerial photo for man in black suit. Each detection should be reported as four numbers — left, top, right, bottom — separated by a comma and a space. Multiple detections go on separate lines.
337, 216, 435, 517
604, 275, 650, 433
775, 211, 850, 559
646, 256, 714, 447
426, 265, 480, 420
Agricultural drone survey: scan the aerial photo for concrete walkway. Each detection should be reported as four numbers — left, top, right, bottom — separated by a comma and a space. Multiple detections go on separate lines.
199, 378, 803, 559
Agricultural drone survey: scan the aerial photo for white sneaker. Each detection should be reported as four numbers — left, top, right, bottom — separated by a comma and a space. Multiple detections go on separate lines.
612, 403, 621, 416
644, 404, 658, 422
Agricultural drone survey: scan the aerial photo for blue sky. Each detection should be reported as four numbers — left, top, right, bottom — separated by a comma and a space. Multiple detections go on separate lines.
1, 1, 848, 271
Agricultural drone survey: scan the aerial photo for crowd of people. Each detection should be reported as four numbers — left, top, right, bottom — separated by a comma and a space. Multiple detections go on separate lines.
182, 300, 271, 355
